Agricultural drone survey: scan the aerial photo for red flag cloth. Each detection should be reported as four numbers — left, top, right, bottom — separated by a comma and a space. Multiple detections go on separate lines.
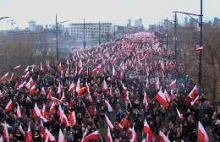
198, 121, 209, 142
77, 87, 87, 97
143, 119, 154, 141
155, 89, 169, 109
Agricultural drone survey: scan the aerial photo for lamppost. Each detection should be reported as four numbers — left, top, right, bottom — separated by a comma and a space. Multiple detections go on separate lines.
173, 0, 203, 121
55, 15, 69, 61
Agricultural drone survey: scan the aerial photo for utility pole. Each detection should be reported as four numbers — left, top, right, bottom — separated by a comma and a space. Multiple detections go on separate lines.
166, 18, 169, 51
174, 12, 177, 60
199, 0, 203, 85
83, 19, 86, 50
56, 15, 59, 61
98, 21, 101, 45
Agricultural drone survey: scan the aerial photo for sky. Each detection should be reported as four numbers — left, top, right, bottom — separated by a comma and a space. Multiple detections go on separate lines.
0, 0, 219, 30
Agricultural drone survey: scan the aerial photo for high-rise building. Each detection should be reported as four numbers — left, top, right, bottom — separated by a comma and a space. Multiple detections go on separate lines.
213, 17, 220, 28
189, 18, 198, 27
134, 18, 143, 27
29, 20, 36, 31
127, 19, 132, 27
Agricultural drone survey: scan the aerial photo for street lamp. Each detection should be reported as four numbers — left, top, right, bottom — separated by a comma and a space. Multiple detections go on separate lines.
55, 15, 69, 61
173, 0, 203, 122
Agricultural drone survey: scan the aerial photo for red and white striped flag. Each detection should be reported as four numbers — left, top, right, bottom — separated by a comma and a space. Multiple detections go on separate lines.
76, 78, 81, 93
68, 111, 76, 127
0, 72, 9, 82
195, 46, 203, 52
155, 89, 169, 109
29, 84, 37, 95
105, 114, 114, 130
17, 81, 27, 90
169, 79, 176, 89
158, 131, 170, 142
112, 66, 117, 76
82, 130, 100, 142
129, 127, 137, 142
44, 128, 56, 142
104, 100, 113, 112
198, 121, 209, 142
188, 85, 198, 99
143, 119, 154, 141
106, 127, 113, 142
58, 62, 62, 72
57, 82, 61, 94
155, 77, 160, 90
49, 102, 56, 116
40, 121, 45, 138
5, 99, 13, 112
24, 65, 29, 73
16, 104, 22, 118
146, 77, 150, 89
33, 103, 41, 118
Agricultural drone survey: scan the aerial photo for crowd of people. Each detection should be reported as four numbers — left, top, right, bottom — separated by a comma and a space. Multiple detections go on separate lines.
0, 32, 219, 142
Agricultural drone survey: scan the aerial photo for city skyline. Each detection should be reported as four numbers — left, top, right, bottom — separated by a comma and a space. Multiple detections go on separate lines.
0, 0, 219, 30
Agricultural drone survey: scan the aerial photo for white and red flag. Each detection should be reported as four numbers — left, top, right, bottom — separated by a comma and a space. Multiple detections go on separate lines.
0, 72, 9, 82
195, 46, 203, 52
198, 121, 209, 142
33, 103, 41, 118
143, 92, 149, 108
25, 125, 32, 142
155, 77, 160, 90
13, 65, 21, 70
112, 66, 117, 76
5, 99, 13, 112
169, 79, 176, 89
68, 111, 76, 127
16, 104, 22, 118
102, 79, 108, 92
68, 82, 75, 94
76, 78, 81, 93
104, 100, 113, 112
155, 89, 169, 109
29, 84, 37, 95
24, 65, 29, 73
129, 127, 137, 142
191, 95, 200, 106
188, 85, 198, 99
158, 131, 170, 142
146, 77, 150, 89
143, 119, 154, 141
58, 128, 66, 142
3, 122, 9, 142
57, 82, 61, 94
176, 108, 183, 119
25, 77, 34, 89
106, 127, 113, 142
92, 64, 103, 74
49, 102, 56, 116
105, 114, 114, 130
82, 130, 100, 142
40, 121, 45, 138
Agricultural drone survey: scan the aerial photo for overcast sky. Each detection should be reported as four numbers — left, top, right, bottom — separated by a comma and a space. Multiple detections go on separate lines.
0, 0, 219, 29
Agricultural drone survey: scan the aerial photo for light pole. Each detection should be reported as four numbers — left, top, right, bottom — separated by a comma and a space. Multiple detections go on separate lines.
55, 15, 69, 61
83, 19, 86, 50
98, 21, 101, 45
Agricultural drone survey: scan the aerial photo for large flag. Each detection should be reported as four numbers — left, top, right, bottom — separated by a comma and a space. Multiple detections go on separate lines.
82, 130, 100, 142
106, 127, 113, 142
155, 89, 169, 109
25, 125, 32, 142
105, 114, 114, 130
169, 79, 176, 89
143, 119, 154, 141
198, 121, 209, 142
188, 85, 198, 99
68, 111, 76, 127
68, 82, 75, 94
104, 100, 113, 112
5, 99, 13, 112
158, 131, 170, 142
